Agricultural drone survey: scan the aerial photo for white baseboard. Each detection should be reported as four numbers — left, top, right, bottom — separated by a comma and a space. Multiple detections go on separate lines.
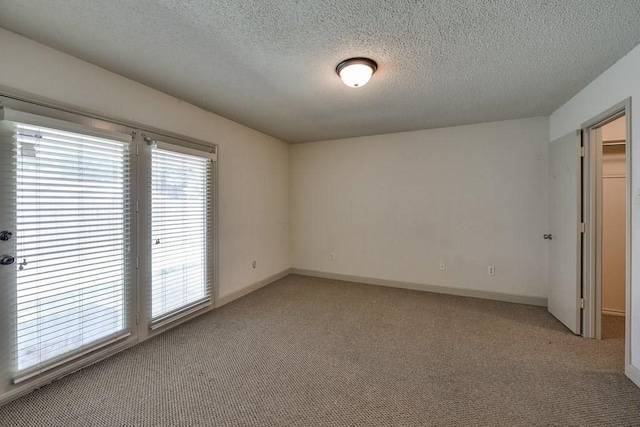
290, 268, 547, 307
627, 364, 640, 389
215, 268, 292, 308
602, 308, 626, 317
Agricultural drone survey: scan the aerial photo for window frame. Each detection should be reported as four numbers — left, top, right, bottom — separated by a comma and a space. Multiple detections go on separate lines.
141, 133, 217, 331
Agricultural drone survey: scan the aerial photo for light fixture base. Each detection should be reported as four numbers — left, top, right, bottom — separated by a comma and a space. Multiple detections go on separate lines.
336, 57, 378, 75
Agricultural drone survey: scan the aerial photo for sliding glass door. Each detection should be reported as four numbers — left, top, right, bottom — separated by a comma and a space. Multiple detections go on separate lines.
1, 116, 134, 382
0, 101, 217, 403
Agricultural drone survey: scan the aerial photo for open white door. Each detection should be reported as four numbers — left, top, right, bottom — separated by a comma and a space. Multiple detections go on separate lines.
548, 131, 582, 334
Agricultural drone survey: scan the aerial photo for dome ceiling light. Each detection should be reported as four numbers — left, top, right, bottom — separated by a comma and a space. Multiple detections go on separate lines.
336, 57, 378, 88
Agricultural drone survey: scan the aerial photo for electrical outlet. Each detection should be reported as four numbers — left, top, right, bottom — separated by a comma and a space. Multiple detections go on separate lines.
252, 260, 256, 269
439, 261, 446, 271
330, 252, 336, 260
488, 266, 495, 276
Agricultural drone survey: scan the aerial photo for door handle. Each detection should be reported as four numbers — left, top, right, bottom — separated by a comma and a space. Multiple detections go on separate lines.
543, 234, 553, 240
0, 231, 12, 241
0, 255, 15, 265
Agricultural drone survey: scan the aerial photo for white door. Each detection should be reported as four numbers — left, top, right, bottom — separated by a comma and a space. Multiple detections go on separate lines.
548, 131, 582, 334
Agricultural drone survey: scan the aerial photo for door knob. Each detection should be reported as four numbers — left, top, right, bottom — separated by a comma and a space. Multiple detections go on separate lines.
543, 234, 553, 240
0, 255, 15, 265
0, 231, 12, 241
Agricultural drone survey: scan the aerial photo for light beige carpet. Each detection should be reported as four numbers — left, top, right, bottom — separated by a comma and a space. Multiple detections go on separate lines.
0, 274, 639, 426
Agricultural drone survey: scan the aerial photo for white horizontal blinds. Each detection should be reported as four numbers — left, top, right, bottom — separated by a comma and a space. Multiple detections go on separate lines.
14, 122, 131, 375
150, 142, 211, 323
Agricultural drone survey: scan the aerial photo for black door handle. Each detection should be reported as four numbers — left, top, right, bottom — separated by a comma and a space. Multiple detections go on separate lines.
0, 255, 15, 265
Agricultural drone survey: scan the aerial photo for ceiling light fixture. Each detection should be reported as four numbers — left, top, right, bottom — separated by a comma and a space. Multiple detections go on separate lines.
336, 57, 378, 88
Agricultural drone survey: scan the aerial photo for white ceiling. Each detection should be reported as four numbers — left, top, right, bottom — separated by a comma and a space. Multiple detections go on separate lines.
1, 1, 640, 143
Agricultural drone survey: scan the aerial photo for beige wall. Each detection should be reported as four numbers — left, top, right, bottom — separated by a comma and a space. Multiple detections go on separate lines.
291, 117, 549, 299
602, 116, 626, 142
602, 146, 627, 314
0, 28, 291, 301
602, 131, 626, 315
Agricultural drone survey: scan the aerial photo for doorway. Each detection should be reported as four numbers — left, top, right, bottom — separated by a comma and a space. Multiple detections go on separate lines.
546, 99, 632, 378
581, 101, 631, 355
600, 116, 626, 339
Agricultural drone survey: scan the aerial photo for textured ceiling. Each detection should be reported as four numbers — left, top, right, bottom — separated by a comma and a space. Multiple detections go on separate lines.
1, 1, 640, 143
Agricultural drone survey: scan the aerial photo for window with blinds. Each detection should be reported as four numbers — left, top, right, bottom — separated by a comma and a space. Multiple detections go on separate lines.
13, 122, 131, 377
150, 141, 213, 326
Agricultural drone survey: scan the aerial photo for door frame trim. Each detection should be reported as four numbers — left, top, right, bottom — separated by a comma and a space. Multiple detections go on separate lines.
580, 98, 631, 370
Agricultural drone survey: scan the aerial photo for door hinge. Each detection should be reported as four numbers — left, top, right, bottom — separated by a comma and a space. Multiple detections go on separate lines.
136, 257, 139, 269
135, 201, 139, 213
580, 146, 586, 157
136, 313, 139, 325
136, 143, 139, 156
580, 298, 585, 309
580, 222, 585, 233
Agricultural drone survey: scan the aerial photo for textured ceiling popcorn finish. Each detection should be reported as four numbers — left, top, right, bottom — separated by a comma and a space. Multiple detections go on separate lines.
1, 1, 640, 143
